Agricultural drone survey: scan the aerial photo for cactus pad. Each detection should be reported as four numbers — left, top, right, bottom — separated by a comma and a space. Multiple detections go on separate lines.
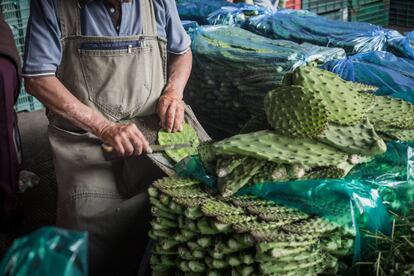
214, 131, 349, 167
158, 123, 200, 162
285, 66, 368, 125
381, 129, 414, 142
218, 158, 266, 197
318, 119, 387, 156
264, 85, 330, 138
367, 96, 414, 130
153, 177, 200, 190
250, 163, 289, 184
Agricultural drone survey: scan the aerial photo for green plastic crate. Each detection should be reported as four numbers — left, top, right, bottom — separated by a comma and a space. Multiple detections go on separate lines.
1, 0, 44, 112
349, 0, 390, 26
14, 88, 43, 112
389, 0, 414, 28
319, 8, 349, 20
302, 0, 348, 14
350, 0, 380, 8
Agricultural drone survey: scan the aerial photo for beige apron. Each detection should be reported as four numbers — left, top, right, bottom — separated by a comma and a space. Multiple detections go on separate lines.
47, 0, 210, 275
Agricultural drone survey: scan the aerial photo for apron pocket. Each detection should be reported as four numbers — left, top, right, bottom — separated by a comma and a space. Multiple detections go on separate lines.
78, 43, 152, 121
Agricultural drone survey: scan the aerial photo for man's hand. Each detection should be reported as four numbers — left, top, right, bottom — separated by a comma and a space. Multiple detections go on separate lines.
97, 122, 152, 157
157, 92, 185, 133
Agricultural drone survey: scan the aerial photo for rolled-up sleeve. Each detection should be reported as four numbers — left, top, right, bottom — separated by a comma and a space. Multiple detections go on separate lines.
164, 0, 191, 55
22, 0, 62, 77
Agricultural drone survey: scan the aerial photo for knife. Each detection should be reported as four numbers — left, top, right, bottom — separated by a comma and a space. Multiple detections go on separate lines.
102, 143, 194, 161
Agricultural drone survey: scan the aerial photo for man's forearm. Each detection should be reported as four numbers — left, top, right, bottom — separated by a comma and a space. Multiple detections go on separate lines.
24, 76, 111, 135
163, 50, 193, 99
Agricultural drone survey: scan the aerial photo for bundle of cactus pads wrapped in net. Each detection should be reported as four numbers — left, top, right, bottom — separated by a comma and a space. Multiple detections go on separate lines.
150, 66, 414, 275
187, 26, 346, 134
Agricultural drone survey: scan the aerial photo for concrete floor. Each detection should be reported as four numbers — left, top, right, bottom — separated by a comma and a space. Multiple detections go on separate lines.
0, 109, 57, 258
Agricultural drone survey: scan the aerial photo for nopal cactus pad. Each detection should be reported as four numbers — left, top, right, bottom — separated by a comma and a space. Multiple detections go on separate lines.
264, 85, 330, 138
214, 131, 349, 168
285, 66, 368, 125
158, 123, 200, 162
318, 119, 387, 156
367, 96, 414, 130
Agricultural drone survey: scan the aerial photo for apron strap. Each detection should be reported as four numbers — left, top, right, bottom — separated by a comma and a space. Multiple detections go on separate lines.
58, 0, 82, 38
141, 0, 157, 36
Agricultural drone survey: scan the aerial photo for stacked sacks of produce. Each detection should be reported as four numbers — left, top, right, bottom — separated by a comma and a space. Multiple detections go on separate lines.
206, 4, 271, 27
210, 66, 414, 196
187, 25, 345, 134
323, 51, 414, 104
246, 10, 414, 60
176, 0, 235, 24
148, 176, 355, 275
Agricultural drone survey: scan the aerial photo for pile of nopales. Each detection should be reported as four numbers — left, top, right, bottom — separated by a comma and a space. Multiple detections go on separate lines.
207, 66, 414, 197
187, 26, 345, 134
149, 176, 355, 275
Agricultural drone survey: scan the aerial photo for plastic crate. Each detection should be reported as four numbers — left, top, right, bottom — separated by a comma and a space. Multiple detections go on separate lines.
301, 0, 348, 14
349, 0, 390, 26
319, 7, 349, 20
389, 0, 414, 28
350, 0, 381, 7
15, 88, 44, 113
1, 0, 44, 112
283, 0, 301, 9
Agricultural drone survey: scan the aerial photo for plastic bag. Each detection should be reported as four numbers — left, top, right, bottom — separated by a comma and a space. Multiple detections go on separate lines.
187, 25, 345, 134
181, 20, 199, 31
407, 31, 414, 49
176, 0, 235, 24
322, 51, 414, 104
246, 10, 414, 59
0, 227, 88, 276
207, 4, 271, 27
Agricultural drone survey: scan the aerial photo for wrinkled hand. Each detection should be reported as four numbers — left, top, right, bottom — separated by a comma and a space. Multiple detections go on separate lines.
97, 122, 152, 157
157, 93, 185, 133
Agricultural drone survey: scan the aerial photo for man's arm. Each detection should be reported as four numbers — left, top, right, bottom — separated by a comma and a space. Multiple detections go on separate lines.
25, 76, 151, 156
157, 50, 192, 132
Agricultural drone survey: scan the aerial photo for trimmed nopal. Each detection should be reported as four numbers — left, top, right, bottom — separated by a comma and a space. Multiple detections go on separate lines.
264, 85, 330, 138
318, 119, 387, 156
153, 177, 200, 190
214, 130, 349, 168
158, 123, 200, 162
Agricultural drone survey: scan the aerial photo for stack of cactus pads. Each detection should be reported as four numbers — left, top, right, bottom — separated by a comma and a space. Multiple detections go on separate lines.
187, 26, 346, 135
149, 176, 355, 275
206, 66, 414, 196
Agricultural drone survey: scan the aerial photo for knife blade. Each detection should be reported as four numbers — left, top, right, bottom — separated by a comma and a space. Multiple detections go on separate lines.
101, 143, 194, 161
